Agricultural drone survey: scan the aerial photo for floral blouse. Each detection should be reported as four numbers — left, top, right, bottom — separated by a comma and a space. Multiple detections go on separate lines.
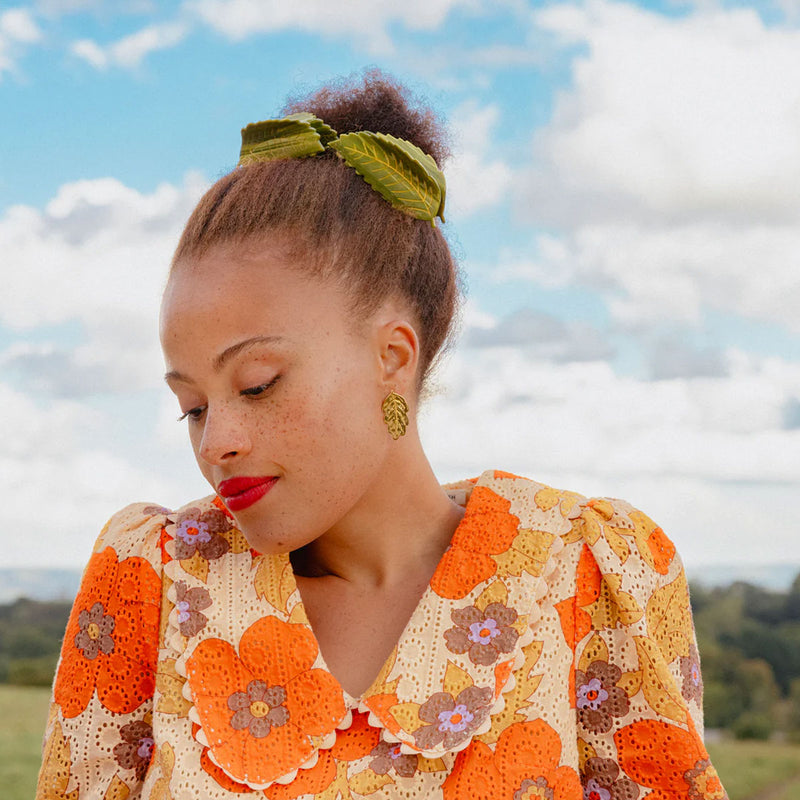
36, 470, 727, 800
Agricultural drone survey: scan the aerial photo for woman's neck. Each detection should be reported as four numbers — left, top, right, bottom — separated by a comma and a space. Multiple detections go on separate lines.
290, 437, 464, 588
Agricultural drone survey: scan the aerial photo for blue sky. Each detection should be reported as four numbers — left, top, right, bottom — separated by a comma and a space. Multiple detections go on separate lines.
2, 0, 799, 570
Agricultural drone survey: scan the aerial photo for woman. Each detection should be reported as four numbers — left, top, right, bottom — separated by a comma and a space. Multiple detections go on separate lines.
37, 73, 726, 799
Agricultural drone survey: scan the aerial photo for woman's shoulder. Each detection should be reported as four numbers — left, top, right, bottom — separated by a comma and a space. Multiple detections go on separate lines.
92, 495, 224, 565
461, 469, 683, 581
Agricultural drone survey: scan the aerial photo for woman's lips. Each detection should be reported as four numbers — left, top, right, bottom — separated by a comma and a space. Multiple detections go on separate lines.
217, 476, 278, 512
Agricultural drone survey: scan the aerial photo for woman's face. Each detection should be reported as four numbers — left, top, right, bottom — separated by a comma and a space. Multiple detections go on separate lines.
159, 241, 406, 554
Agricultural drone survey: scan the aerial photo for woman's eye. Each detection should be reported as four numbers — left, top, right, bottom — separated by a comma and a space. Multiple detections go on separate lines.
177, 405, 206, 422
241, 375, 280, 397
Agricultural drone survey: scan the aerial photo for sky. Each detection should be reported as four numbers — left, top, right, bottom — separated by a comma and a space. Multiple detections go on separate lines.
1, 0, 799, 571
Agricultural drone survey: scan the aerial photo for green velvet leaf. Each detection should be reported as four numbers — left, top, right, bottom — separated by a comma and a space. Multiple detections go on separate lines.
238, 117, 326, 164
390, 137, 447, 223
328, 132, 443, 222
285, 112, 338, 146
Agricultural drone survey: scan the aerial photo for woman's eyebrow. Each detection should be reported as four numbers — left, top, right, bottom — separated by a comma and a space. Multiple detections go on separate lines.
164, 335, 284, 384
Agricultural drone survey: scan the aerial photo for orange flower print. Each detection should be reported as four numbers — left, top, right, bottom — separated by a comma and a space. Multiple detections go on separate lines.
615, 720, 727, 800
265, 712, 381, 800
330, 710, 382, 761
684, 760, 727, 800
555, 545, 601, 648
186, 616, 347, 788
431, 486, 521, 600
264, 751, 336, 800
645, 525, 675, 576
192, 722, 250, 793
54, 547, 161, 718
443, 719, 581, 800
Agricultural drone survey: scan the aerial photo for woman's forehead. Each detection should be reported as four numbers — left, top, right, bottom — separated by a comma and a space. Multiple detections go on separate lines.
163, 248, 339, 320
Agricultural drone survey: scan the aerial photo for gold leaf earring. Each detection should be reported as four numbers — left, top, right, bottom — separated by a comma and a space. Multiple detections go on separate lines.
382, 390, 409, 440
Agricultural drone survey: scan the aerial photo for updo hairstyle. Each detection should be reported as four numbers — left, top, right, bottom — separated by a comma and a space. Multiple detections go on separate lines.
171, 71, 463, 393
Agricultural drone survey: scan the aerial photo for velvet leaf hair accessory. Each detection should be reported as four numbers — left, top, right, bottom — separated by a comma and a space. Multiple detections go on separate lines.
238, 113, 446, 225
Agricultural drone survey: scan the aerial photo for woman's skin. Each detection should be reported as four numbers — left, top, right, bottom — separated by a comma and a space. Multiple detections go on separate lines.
160, 238, 465, 696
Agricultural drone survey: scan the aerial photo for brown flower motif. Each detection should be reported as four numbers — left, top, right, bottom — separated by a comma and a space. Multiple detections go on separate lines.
413, 686, 492, 751
143, 505, 173, 516
684, 759, 727, 800
576, 661, 629, 733
680, 645, 703, 704
444, 602, 519, 666
113, 720, 155, 781
74, 601, 115, 660
369, 741, 418, 778
228, 679, 290, 739
172, 506, 231, 561
514, 776, 554, 800
174, 581, 211, 637
581, 757, 640, 800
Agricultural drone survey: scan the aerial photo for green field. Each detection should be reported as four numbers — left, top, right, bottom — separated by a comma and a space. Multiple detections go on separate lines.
707, 740, 800, 800
2, 685, 800, 799
0, 685, 52, 800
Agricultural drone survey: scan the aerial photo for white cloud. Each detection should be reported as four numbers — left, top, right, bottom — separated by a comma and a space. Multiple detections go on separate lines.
70, 38, 107, 68
512, 0, 800, 332
186, 0, 481, 53
529, 1, 800, 224
421, 340, 800, 564
71, 19, 189, 69
463, 306, 614, 362
35, 0, 155, 15
0, 172, 208, 409
0, 382, 208, 566
424, 336, 800, 483
0, 175, 216, 565
511, 221, 800, 331
447, 102, 513, 217
647, 337, 728, 380
0, 8, 42, 78
0, 172, 207, 331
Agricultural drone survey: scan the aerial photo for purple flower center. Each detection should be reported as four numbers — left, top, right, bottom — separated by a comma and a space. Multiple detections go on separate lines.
437, 703, 474, 733
584, 779, 611, 800
577, 678, 608, 710
177, 519, 211, 544
468, 617, 500, 645
137, 737, 155, 760
690, 663, 701, 684
389, 745, 402, 760
176, 600, 191, 623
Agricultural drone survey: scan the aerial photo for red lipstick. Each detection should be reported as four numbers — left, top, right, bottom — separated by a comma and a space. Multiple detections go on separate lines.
217, 476, 278, 512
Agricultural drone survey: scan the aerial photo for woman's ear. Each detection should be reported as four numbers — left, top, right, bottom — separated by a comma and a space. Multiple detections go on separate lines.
375, 316, 420, 394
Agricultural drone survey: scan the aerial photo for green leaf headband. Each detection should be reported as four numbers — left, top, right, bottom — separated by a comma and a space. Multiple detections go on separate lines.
238, 112, 446, 225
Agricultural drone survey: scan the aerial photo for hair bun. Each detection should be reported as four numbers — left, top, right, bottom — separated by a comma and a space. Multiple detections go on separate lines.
282, 69, 450, 168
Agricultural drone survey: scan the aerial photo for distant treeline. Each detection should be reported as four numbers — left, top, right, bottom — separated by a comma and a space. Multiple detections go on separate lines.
0, 597, 70, 686
692, 573, 800, 740
2, 574, 800, 740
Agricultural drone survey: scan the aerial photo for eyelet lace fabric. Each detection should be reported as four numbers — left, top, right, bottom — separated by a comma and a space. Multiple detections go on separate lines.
36, 470, 727, 800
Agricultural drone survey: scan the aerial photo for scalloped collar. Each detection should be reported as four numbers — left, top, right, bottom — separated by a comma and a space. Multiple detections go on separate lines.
164, 469, 576, 790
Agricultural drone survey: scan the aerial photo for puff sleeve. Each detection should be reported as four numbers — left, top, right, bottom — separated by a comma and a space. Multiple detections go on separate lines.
566, 497, 727, 799
36, 503, 170, 800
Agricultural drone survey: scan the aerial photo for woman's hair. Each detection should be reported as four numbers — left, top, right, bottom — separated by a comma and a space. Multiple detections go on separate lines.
171, 70, 462, 391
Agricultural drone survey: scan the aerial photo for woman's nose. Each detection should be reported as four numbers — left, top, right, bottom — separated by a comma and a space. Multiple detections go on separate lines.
197, 406, 252, 465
